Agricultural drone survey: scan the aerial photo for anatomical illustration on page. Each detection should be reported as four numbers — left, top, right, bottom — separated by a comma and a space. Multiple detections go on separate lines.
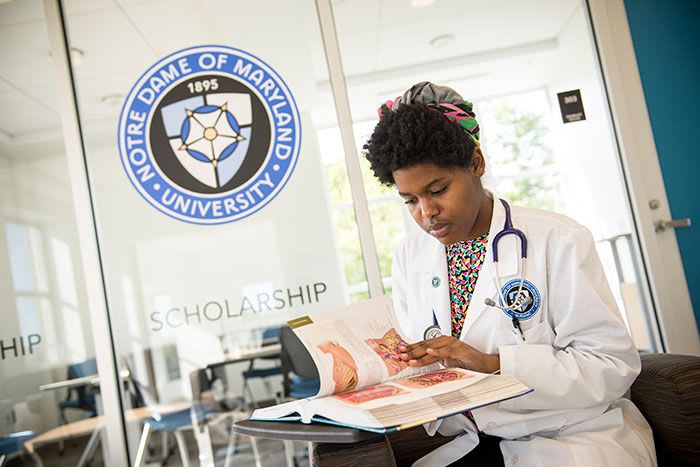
394, 369, 472, 389
365, 328, 410, 377
317, 340, 359, 393
334, 384, 405, 405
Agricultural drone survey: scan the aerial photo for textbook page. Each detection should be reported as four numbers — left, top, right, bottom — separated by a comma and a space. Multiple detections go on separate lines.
252, 369, 531, 430
287, 295, 438, 397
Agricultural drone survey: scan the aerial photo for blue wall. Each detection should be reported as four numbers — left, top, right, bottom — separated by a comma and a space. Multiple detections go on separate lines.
623, 0, 700, 330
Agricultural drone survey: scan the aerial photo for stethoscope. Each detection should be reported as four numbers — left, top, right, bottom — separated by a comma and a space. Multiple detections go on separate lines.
423, 199, 531, 341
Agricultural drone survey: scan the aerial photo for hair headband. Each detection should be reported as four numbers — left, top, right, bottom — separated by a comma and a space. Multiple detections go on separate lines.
377, 81, 480, 145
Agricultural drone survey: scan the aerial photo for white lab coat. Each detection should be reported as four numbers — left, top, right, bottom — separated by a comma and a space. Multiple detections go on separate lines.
392, 194, 656, 466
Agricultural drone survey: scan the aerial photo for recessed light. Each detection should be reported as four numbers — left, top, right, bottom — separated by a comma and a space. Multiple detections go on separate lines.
429, 34, 454, 49
410, 0, 436, 7
49, 47, 85, 67
69, 48, 84, 67
100, 94, 125, 107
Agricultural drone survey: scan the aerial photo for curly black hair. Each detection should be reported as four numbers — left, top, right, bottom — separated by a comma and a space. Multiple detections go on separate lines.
363, 103, 477, 185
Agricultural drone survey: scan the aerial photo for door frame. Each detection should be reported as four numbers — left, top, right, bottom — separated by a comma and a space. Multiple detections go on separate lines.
587, 0, 700, 354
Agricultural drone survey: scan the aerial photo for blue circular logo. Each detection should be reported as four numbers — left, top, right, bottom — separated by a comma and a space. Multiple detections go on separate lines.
118, 45, 301, 224
499, 279, 541, 320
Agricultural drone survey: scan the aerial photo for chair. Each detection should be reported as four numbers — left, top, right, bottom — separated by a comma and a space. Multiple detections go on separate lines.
279, 326, 320, 400
129, 364, 218, 467
277, 326, 321, 467
58, 358, 98, 423
0, 431, 35, 466
133, 364, 262, 467
190, 368, 262, 467
241, 327, 283, 409
629, 353, 700, 466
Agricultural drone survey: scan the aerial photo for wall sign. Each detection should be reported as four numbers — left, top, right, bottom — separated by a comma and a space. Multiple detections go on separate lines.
557, 89, 586, 124
118, 45, 301, 224
1, 334, 41, 360
149, 281, 328, 331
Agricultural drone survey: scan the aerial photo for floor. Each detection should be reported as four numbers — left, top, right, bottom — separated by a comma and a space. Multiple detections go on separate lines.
6, 432, 309, 466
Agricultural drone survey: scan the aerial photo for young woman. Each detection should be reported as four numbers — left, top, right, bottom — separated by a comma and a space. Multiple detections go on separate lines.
363, 82, 655, 466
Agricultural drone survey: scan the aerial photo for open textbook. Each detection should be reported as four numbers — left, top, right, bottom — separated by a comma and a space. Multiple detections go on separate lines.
251, 295, 532, 433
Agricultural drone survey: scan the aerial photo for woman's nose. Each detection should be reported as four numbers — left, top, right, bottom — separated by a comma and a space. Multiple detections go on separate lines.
420, 200, 439, 221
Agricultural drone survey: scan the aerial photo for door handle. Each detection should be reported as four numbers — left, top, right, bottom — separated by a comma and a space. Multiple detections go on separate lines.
653, 218, 692, 233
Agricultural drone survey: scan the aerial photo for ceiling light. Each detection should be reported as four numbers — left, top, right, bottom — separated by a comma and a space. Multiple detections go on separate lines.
49, 47, 85, 67
69, 48, 84, 67
410, 0, 436, 7
100, 94, 125, 107
429, 34, 454, 49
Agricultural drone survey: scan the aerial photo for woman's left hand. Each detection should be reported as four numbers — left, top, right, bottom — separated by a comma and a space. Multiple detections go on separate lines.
399, 336, 500, 374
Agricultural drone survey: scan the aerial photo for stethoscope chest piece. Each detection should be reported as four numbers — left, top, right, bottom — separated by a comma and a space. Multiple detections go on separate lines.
424, 309, 443, 340
423, 325, 442, 340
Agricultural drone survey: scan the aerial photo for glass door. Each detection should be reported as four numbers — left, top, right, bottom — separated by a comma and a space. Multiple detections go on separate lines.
0, 1, 109, 465
330, 0, 661, 351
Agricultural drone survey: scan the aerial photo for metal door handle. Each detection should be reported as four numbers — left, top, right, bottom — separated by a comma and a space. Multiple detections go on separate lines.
654, 218, 692, 233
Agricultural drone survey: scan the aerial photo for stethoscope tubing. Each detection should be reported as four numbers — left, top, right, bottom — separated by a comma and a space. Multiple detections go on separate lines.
490, 199, 529, 338
425, 198, 530, 341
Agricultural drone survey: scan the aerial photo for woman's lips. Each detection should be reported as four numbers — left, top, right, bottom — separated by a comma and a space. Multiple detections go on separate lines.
428, 223, 450, 238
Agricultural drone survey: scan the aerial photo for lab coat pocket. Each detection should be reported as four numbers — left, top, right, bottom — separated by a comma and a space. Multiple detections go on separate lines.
520, 320, 553, 345
494, 327, 521, 346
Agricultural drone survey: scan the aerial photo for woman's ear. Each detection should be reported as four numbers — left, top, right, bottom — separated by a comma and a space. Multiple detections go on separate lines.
470, 147, 486, 178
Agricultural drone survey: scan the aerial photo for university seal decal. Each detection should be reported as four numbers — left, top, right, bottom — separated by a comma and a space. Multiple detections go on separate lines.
118, 45, 301, 224
499, 279, 541, 320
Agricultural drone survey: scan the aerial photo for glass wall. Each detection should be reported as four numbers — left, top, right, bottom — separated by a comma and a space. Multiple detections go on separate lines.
59, 0, 366, 464
0, 1, 107, 465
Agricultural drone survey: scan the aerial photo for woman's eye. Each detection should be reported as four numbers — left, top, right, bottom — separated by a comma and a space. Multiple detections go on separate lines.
404, 199, 416, 205
431, 187, 446, 196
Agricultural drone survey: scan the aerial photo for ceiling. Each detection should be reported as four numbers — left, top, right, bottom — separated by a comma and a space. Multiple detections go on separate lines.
0, 0, 582, 159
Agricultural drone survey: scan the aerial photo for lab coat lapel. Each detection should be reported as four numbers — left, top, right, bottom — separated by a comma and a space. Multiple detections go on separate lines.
459, 194, 519, 339
426, 240, 451, 337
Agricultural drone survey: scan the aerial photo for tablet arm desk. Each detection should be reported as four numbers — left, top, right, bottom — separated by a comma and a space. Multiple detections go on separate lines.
234, 353, 700, 467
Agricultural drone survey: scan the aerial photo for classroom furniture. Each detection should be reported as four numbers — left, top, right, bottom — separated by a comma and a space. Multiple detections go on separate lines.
0, 431, 35, 467
58, 358, 98, 423
279, 326, 320, 399
234, 353, 700, 466
241, 328, 283, 409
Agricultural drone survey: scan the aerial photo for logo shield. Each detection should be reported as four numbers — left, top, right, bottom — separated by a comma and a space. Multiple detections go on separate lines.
160, 93, 252, 188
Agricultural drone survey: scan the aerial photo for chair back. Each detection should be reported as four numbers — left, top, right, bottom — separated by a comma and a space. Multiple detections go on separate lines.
279, 326, 320, 399
68, 358, 98, 378
631, 353, 700, 466
122, 358, 160, 410
262, 327, 281, 344
67, 358, 98, 410
279, 326, 318, 380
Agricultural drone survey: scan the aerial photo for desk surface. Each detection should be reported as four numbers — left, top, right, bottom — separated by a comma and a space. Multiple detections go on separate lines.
23, 402, 190, 453
39, 369, 130, 392
207, 343, 281, 369
233, 419, 381, 444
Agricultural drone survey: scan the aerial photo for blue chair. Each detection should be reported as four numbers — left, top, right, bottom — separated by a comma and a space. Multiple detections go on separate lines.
279, 326, 320, 399
134, 406, 216, 467
0, 431, 35, 466
277, 326, 320, 465
241, 328, 283, 408
131, 367, 219, 467
58, 358, 98, 423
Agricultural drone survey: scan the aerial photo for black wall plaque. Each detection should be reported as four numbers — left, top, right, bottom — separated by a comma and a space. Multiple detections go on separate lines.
557, 89, 586, 123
